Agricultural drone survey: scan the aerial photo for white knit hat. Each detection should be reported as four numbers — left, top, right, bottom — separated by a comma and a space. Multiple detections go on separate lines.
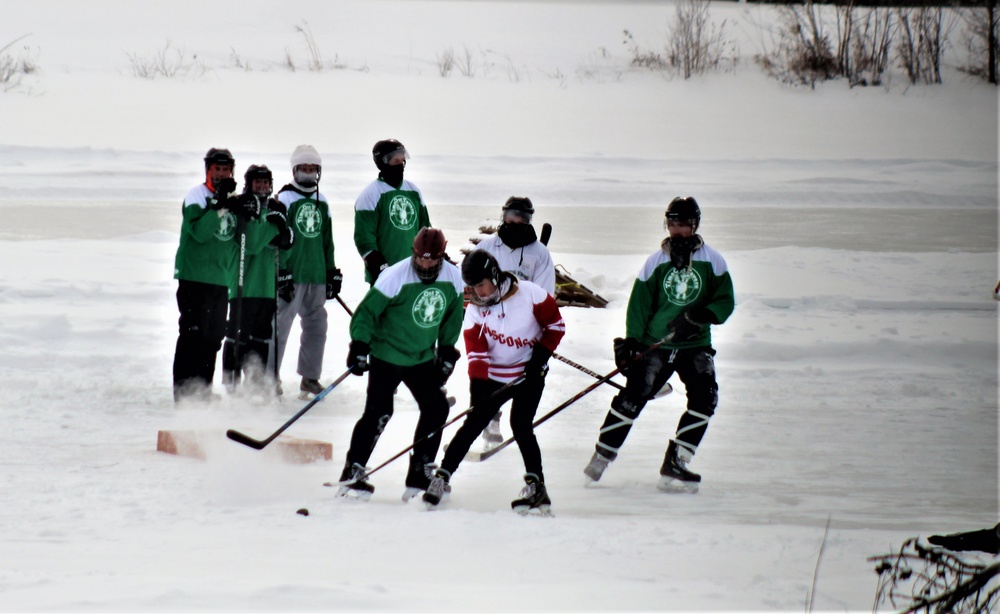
290, 144, 322, 168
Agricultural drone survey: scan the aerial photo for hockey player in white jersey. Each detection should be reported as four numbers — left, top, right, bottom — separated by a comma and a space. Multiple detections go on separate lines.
423, 250, 565, 514
474, 196, 556, 447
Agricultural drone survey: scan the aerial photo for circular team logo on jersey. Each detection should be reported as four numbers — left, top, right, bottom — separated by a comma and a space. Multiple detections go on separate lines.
412, 287, 447, 329
215, 211, 238, 241
294, 202, 324, 238
663, 267, 702, 306
388, 195, 417, 230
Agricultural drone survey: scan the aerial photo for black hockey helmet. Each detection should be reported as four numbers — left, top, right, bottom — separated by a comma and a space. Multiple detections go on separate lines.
372, 139, 408, 170
412, 227, 447, 282
204, 148, 235, 171
461, 250, 502, 287
243, 164, 273, 196
665, 196, 701, 230
502, 196, 534, 216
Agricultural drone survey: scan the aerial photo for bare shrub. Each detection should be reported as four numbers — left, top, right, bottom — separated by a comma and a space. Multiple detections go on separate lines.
436, 47, 454, 77
0, 35, 38, 92
896, 7, 957, 85
455, 45, 476, 77
958, 4, 999, 83
126, 41, 202, 79
756, 1, 838, 87
667, 0, 733, 79
293, 20, 324, 71
623, 29, 667, 69
848, 6, 895, 86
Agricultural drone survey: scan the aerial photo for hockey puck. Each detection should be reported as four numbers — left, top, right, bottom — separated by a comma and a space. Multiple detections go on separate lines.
296, 508, 309, 516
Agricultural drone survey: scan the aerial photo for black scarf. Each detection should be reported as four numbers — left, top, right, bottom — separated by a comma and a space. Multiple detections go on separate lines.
497, 223, 537, 249
663, 234, 704, 270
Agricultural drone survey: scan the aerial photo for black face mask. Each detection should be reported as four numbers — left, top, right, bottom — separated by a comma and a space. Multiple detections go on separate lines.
668, 235, 702, 270
497, 223, 537, 249
380, 165, 405, 189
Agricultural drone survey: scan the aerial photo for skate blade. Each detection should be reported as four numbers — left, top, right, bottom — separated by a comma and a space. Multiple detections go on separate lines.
402, 487, 424, 502
336, 486, 373, 501
656, 476, 699, 494
513, 504, 553, 517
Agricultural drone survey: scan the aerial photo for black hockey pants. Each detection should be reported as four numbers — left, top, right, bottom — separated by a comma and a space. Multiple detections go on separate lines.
172, 280, 228, 400
441, 378, 546, 480
344, 356, 451, 468
596, 346, 718, 459
222, 297, 275, 383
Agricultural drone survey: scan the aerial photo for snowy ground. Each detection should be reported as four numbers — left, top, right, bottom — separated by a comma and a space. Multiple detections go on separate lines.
1, 0, 997, 611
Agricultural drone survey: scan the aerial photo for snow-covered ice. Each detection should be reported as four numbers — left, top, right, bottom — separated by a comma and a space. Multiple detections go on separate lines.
0, 0, 996, 611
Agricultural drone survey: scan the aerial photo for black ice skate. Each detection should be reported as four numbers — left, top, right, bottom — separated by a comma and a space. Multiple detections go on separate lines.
583, 450, 613, 485
299, 377, 324, 399
336, 461, 375, 501
511, 473, 552, 516
657, 440, 700, 494
402, 456, 438, 502
422, 468, 452, 509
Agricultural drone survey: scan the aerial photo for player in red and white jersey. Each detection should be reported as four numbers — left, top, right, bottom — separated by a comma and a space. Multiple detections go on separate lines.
423, 250, 565, 513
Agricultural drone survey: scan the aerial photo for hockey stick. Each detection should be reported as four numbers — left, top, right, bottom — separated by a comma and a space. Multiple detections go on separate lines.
232, 218, 247, 387
324, 377, 525, 487
552, 352, 671, 397
473, 334, 675, 462
335, 295, 354, 317
540, 222, 552, 246
552, 351, 625, 391
227, 367, 354, 450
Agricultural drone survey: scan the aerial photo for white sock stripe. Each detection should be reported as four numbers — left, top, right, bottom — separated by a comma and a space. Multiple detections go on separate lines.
608, 408, 635, 425
686, 410, 712, 421
596, 441, 618, 454
674, 439, 697, 456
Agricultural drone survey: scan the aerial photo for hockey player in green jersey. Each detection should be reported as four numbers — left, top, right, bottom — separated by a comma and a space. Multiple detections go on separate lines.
221, 164, 293, 396
271, 145, 343, 399
354, 139, 432, 284
172, 148, 241, 403
583, 197, 735, 493
337, 228, 464, 502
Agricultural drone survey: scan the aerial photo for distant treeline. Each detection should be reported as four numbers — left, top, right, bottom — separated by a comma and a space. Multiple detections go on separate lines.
737, 0, 995, 7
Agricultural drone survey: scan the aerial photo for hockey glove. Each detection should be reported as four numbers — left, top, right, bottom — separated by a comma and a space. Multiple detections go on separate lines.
277, 269, 295, 303
266, 209, 294, 249
326, 268, 343, 300
364, 251, 388, 282
233, 193, 262, 220
347, 340, 370, 376
667, 312, 706, 343
522, 344, 552, 387
434, 345, 461, 386
613, 337, 644, 374
212, 177, 238, 209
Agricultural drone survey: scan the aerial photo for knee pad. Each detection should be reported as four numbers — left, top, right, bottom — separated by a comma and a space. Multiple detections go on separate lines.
610, 393, 643, 420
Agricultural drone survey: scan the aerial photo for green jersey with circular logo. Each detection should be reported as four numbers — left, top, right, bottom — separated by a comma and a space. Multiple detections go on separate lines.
354, 178, 431, 283
276, 185, 336, 285
350, 259, 465, 366
625, 240, 735, 349
174, 184, 238, 288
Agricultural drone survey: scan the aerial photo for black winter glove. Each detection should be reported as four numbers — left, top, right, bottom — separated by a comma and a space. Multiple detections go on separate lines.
233, 193, 262, 220
326, 268, 343, 300
469, 378, 493, 409
434, 345, 461, 386
266, 208, 294, 249
667, 312, 706, 343
211, 177, 238, 209
364, 251, 388, 282
347, 340, 370, 376
523, 344, 552, 386
613, 337, 645, 374
277, 268, 294, 303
